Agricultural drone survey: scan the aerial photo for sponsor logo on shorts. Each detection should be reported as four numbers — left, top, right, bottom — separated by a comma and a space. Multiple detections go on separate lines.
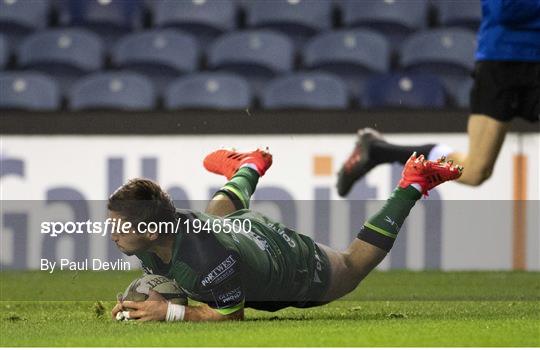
201, 255, 236, 287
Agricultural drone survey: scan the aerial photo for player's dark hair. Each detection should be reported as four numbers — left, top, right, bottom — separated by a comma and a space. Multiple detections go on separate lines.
107, 178, 176, 228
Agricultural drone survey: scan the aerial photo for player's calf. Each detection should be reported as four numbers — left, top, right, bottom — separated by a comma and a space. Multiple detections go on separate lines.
359, 152, 462, 251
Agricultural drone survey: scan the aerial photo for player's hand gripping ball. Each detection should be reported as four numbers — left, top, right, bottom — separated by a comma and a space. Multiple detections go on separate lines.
115, 274, 187, 321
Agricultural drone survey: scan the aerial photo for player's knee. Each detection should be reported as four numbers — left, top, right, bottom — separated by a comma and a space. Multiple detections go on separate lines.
342, 254, 368, 287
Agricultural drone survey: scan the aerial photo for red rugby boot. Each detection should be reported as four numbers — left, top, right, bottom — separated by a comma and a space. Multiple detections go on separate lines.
398, 152, 463, 196
204, 148, 273, 180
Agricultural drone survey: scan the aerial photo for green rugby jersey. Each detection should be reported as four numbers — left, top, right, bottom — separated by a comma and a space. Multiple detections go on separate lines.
136, 209, 330, 314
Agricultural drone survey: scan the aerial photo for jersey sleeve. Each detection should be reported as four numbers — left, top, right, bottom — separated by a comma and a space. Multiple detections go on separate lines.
177, 231, 245, 314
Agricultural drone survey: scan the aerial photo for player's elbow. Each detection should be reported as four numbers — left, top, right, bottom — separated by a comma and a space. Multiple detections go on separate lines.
223, 309, 244, 321
185, 304, 244, 322
210, 306, 244, 321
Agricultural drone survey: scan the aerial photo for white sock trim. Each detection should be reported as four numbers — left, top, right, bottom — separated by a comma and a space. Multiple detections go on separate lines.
410, 183, 423, 194
428, 144, 454, 161
240, 163, 260, 174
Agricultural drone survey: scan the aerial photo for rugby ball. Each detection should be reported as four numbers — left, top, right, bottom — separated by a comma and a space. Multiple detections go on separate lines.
121, 274, 188, 305
116, 274, 187, 321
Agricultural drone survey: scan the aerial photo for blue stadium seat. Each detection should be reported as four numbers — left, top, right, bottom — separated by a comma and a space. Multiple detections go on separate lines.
0, 0, 49, 50
434, 0, 481, 31
0, 72, 60, 110
165, 73, 251, 110
208, 30, 294, 93
154, 0, 236, 48
246, 0, 332, 49
0, 34, 7, 69
69, 72, 156, 110
341, 0, 428, 48
261, 72, 348, 110
303, 29, 390, 98
58, 0, 143, 45
112, 29, 199, 92
18, 28, 104, 93
399, 28, 476, 95
362, 73, 446, 108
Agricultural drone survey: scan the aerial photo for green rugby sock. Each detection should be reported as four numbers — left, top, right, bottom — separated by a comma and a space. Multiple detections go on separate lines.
357, 185, 421, 252
213, 167, 260, 210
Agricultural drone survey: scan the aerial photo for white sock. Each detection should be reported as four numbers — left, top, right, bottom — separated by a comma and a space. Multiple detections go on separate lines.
240, 163, 260, 174
410, 183, 423, 194
428, 144, 454, 161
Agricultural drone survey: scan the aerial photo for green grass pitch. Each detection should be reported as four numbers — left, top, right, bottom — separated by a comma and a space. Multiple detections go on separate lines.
1, 270, 538, 346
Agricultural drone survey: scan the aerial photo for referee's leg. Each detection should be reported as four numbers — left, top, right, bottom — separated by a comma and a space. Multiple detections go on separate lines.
449, 114, 509, 186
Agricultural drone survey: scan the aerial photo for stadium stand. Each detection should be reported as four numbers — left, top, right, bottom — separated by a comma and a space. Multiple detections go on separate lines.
18, 28, 104, 93
164, 72, 251, 110
261, 72, 348, 110
207, 30, 294, 93
303, 29, 390, 98
341, 0, 429, 49
245, 0, 332, 49
0, 34, 7, 69
0, 0, 482, 111
434, 0, 481, 31
68, 72, 156, 110
399, 28, 476, 100
153, 0, 237, 48
112, 29, 199, 92
57, 0, 143, 46
0, 0, 50, 50
361, 73, 446, 108
0, 71, 60, 110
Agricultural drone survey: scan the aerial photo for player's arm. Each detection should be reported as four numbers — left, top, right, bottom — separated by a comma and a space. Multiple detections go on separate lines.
111, 259, 153, 320
111, 256, 156, 320
120, 243, 246, 322
118, 291, 244, 322
184, 303, 244, 322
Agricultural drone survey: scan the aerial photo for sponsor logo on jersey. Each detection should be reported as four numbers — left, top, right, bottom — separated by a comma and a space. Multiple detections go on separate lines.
277, 228, 296, 248
217, 287, 242, 305
266, 222, 296, 248
201, 255, 237, 287
237, 230, 268, 251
